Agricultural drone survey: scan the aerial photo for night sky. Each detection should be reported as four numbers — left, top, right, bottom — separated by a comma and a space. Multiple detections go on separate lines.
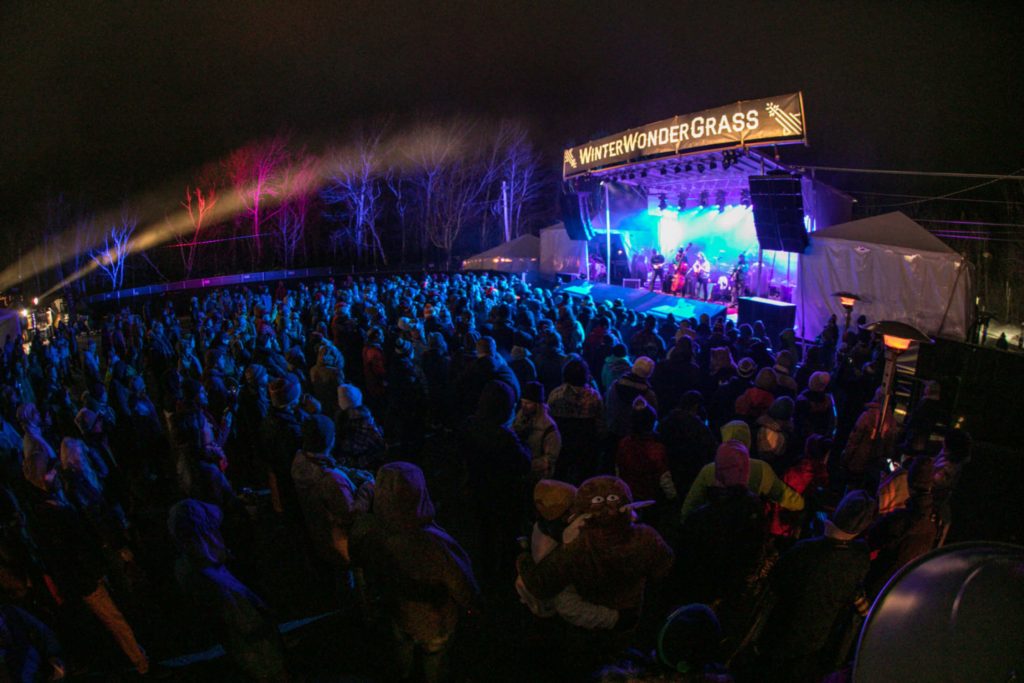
2, 1, 1022, 228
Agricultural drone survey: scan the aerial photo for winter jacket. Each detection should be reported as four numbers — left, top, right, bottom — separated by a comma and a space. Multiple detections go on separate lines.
604, 374, 658, 438
291, 451, 371, 564
23, 487, 106, 600
768, 458, 828, 538
795, 390, 837, 441
615, 435, 675, 502
335, 406, 386, 470
513, 408, 561, 477
350, 463, 479, 646
657, 410, 717, 497
601, 356, 632, 393
680, 459, 804, 521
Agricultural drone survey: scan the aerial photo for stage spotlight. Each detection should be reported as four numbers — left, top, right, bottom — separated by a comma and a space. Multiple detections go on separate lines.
697, 163, 705, 173
658, 195, 667, 211
660, 167, 667, 176
674, 165, 681, 174
716, 190, 727, 212
640, 170, 647, 178
699, 190, 709, 207
629, 173, 636, 180
685, 163, 693, 172
709, 160, 718, 170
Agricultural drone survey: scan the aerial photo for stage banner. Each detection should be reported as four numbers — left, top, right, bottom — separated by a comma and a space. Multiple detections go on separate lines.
563, 92, 806, 178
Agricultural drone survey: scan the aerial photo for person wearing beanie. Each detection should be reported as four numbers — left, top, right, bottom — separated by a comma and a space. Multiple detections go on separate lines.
755, 395, 795, 463
680, 439, 803, 521
628, 315, 666, 362
509, 345, 538, 389
614, 397, 676, 525
768, 434, 833, 539
513, 382, 562, 479
676, 443, 766, 610
656, 604, 729, 678
708, 357, 754, 434
756, 490, 874, 680
795, 370, 837, 444
601, 342, 632, 392
735, 367, 777, 421
773, 349, 799, 397
604, 356, 658, 441
291, 414, 374, 566
456, 335, 521, 414
547, 356, 605, 483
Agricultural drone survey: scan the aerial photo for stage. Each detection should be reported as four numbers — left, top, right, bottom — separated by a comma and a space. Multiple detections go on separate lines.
557, 280, 729, 321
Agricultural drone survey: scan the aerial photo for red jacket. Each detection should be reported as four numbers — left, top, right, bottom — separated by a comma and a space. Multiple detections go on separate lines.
615, 435, 669, 502
768, 458, 828, 538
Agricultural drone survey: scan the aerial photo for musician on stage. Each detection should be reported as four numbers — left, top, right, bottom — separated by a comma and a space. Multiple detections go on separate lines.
692, 251, 711, 301
650, 251, 666, 292
670, 243, 693, 296
731, 253, 749, 305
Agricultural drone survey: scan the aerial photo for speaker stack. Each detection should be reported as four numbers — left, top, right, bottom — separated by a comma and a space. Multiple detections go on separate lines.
560, 191, 594, 241
748, 174, 808, 253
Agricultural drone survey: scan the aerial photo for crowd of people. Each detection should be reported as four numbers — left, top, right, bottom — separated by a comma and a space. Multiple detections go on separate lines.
0, 271, 972, 682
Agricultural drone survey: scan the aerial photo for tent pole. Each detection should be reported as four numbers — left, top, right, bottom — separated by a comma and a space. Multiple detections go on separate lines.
605, 182, 612, 285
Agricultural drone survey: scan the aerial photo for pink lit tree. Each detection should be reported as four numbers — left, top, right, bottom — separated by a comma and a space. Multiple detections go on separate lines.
225, 136, 289, 269
175, 186, 219, 278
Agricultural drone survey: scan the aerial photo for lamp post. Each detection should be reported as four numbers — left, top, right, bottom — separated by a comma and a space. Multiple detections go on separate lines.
833, 291, 861, 333
865, 321, 931, 442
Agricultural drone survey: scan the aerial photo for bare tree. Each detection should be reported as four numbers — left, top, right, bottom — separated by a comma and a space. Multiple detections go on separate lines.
90, 212, 137, 290
175, 186, 219, 278
272, 156, 319, 268
321, 126, 390, 266
499, 120, 549, 237
225, 136, 289, 269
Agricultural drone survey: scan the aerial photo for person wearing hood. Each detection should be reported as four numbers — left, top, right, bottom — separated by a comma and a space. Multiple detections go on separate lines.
795, 371, 837, 443
21, 440, 150, 675
335, 384, 386, 470
168, 499, 286, 681
309, 343, 345, 411
841, 386, 897, 490
657, 390, 717, 499
755, 396, 795, 464
259, 375, 303, 516
679, 421, 804, 521
676, 442, 767, 612
513, 382, 562, 479
772, 350, 799, 397
604, 357, 658, 441
350, 462, 479, 683
509, 345, 537, 389
768, 435, 832, 541
709, 357, 755, 433
735, 367, 778, 423
614, 397, 676, 525
864, 456, 940, 598
755, 490, 875, 682
652, 336, 702, 414
291, 415, 374, 567
463, 380, 531, 588
600, 343, 632, 393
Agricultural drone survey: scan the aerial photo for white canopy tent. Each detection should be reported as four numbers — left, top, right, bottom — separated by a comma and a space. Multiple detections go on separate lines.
797, 211, 972, 341
538, 222, 587, 277
461, 234, 540, 273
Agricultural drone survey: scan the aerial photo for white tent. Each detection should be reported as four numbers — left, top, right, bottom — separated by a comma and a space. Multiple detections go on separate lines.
797, 211, 972, 341
461, 234, 540, 273
539, 222, 587, 276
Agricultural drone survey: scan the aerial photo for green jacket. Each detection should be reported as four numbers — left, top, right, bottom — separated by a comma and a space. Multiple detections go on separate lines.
680, 459, 804, 521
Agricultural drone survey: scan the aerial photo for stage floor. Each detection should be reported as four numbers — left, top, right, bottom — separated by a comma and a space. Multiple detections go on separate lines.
557, 281, 730, 321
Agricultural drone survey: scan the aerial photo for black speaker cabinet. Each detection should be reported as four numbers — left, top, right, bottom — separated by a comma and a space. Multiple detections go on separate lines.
737, 296, 796, 343
560, 192, 594, 241
748, 174, 808, 253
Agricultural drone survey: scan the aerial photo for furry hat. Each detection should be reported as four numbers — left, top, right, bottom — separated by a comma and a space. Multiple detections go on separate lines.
737, 357, 757, 379
269, 376, 300, 408
809, 371, 831, 393
533, 479, 576, 521
632, 356, 655, 380
573, 476, 634, 527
